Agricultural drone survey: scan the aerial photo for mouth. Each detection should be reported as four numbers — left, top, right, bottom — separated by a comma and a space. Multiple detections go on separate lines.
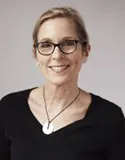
49, 65, 70, 73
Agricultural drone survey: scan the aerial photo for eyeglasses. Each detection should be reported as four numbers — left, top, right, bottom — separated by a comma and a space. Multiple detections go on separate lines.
35, 40, 83, 56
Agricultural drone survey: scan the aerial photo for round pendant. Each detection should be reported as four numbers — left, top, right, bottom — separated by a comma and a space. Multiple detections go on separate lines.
42, 122, 54, 135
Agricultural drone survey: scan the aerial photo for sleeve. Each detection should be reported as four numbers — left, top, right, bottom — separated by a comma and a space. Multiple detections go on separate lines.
108, 108, 125, 160
0, 97, 10, 160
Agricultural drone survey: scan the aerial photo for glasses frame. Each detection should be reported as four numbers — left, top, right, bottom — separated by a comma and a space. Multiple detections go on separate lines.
35, 40, 83, 56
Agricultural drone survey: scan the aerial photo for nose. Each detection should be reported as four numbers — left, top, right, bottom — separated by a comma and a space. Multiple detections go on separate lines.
51, 46, 64, 60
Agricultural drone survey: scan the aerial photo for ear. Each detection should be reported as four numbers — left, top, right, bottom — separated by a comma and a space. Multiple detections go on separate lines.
32, 45, 37, 59
32, 46, 40, 66
84, 44, 91, 57
82, 44, 91, 63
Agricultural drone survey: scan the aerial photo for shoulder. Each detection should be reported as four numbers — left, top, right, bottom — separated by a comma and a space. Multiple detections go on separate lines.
0, 87, 36, 110
1, 87, 36, 100
90, 93, 125, 125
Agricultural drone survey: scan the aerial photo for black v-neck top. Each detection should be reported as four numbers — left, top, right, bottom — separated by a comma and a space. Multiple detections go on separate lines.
0, 88, 125, 160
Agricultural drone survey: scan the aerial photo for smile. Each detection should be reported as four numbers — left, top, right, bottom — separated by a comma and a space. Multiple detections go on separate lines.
49, 65, 70, 73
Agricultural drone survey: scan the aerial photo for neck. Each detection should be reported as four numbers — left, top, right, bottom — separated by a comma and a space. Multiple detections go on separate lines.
42, 82, 80, 111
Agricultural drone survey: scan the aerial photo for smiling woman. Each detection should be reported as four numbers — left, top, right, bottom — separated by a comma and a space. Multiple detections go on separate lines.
0, 6, 125, 160
34, 17, 88, 86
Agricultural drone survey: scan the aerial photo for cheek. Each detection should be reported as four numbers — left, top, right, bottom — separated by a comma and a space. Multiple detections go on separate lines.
36, 53, 48, 66
73, 58, 83, 72
36, 55, 48, 72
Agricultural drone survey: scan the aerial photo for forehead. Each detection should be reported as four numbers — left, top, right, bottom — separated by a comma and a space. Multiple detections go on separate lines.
37, 17, 78, 42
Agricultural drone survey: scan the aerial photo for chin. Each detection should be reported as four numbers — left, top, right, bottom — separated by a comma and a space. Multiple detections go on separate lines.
47, 77, 71, 86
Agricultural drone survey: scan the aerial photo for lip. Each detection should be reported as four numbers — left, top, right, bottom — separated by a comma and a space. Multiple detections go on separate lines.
48, 64, 70, 73
48, 64, 70, 68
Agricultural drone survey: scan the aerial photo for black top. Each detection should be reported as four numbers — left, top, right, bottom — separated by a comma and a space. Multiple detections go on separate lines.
0, 88, 125, 160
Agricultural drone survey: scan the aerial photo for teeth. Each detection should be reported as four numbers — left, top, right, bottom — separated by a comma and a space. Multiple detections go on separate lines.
50, 65, 69, 73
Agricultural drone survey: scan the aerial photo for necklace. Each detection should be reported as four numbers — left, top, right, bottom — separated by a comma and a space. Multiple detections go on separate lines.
42, 86, 81, 135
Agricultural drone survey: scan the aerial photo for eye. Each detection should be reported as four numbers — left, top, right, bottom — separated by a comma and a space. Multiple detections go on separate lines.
39, 42, 53, 48
61, 40, 76, 47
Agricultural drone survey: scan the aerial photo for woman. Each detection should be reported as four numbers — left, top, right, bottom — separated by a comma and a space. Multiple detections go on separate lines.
0, 6, 125, 160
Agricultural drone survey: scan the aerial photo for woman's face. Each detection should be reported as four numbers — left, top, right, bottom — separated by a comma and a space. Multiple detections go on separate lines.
34, 17, 89, 86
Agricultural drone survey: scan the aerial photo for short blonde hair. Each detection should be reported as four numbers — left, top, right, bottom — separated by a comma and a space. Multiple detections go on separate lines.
32, 6, 89, 49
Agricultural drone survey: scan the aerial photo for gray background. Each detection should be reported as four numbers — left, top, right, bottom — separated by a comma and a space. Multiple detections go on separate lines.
0, 0, 125, 114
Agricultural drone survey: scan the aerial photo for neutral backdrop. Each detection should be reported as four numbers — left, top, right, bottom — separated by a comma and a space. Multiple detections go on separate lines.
0, 0, 125, 114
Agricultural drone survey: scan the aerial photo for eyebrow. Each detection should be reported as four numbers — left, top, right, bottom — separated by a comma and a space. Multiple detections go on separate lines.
38, 36, 77, 43
60, 37, 77, 42
38, 38, 53, 43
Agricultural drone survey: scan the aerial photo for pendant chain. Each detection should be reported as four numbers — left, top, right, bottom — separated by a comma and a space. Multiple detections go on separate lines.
43, 86, 81, 125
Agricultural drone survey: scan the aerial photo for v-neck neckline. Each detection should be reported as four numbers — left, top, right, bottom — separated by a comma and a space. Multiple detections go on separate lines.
24, 87, 95, 136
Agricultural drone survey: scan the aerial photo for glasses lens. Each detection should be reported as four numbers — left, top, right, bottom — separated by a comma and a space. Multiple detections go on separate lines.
60, 40, 77, 53
38, 42, 53, 55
